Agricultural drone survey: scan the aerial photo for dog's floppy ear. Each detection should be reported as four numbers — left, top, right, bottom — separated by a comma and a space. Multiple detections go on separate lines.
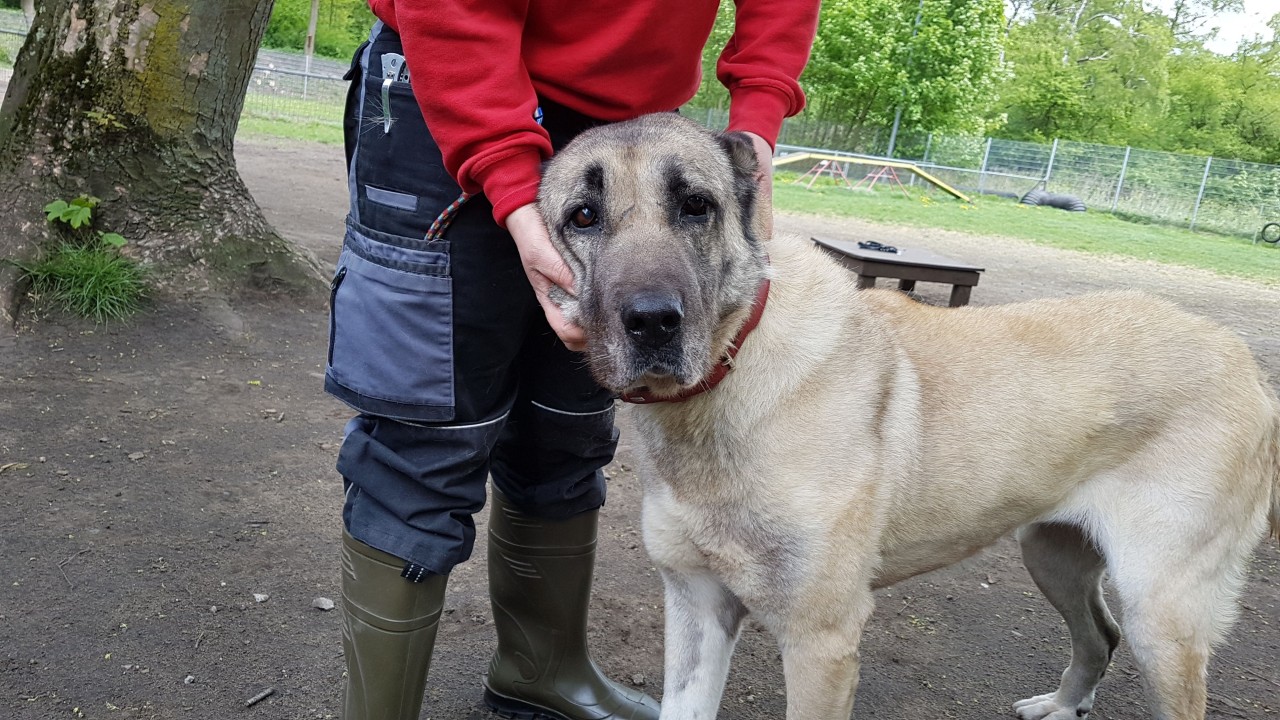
717, 131, 759, 182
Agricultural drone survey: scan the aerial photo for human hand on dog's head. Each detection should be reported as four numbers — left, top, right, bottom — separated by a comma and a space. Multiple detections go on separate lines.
505, 203, 587, 351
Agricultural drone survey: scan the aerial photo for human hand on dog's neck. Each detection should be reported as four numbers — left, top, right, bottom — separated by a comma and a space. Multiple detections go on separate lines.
741, 131, 774, 240
506, 203, 588, 351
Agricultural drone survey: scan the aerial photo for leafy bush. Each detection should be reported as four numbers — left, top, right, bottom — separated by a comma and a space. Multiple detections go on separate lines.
14, 196, 147, 322
263, 0, 373, 59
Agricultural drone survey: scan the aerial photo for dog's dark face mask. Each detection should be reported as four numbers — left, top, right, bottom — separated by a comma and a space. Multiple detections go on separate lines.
538, 114, 769, 397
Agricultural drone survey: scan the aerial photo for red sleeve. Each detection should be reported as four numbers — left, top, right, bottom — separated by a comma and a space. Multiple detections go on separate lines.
382, 1, 549, 226
717, 0, 821, 148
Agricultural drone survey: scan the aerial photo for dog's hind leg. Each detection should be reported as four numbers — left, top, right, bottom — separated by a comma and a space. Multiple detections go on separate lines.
1013, 522, 1121, 720
657, 568, 748, 720
1104, 526, 1253, 720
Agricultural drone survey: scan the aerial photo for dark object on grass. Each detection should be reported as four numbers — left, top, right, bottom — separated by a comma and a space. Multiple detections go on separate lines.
1260, 222, 1280, 244
1020, 189, 1087, 212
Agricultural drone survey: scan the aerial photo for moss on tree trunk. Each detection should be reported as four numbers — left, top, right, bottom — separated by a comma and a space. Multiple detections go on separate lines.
0, 0, 324, 326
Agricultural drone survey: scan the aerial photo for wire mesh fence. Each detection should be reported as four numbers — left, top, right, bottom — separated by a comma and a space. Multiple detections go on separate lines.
0, 8, 29, 63
776, 123, 1277, 240
243, 61, 347, 126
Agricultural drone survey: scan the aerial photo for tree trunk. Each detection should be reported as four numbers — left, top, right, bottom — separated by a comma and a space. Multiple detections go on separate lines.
0, 0, 324, 326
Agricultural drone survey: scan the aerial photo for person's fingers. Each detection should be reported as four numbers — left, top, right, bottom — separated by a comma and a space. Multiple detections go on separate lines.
742, 131, 775, 238
506, 204, 587, 349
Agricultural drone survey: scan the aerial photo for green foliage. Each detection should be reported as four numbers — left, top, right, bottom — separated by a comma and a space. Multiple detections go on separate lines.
1157, 43, 1280, 163
84, 108, 127, 130
689, 3, 737, 111
44, 195, 98, 229
995, 0, 1175, 144
22, 196, 147, 322
993, 0, 1280, 164
799, 0, 1005, 139
263, 0, 373, 59
19, 244, 148, 322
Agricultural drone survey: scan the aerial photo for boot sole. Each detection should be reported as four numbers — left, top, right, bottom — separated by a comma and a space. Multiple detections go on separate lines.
482, 688, 572, 720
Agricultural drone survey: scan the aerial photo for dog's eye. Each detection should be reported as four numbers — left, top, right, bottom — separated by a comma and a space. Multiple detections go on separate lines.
570, 206, 597, 229
682, 196, 711, 218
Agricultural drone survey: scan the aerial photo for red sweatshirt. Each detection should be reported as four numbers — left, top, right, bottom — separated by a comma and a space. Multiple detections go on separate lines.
368, 0, 820, 224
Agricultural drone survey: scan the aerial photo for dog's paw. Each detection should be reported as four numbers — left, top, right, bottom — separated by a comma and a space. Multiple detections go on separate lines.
1013, 693, 1089, 720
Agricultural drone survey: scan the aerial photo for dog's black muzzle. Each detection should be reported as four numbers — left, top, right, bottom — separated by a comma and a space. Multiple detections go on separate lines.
622, 290, 684, 350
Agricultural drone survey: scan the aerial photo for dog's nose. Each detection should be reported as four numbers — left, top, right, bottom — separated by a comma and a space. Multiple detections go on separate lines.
622, 292, 683, 349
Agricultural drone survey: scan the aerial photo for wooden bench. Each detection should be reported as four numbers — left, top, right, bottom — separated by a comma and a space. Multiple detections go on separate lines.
812, 236, 985, 308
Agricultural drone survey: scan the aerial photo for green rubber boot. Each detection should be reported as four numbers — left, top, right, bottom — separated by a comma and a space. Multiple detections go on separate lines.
341, 531, 447, 720
483, 490, 660, 720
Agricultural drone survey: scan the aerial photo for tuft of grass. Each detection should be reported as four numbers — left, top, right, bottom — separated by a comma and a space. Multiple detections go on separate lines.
772, 177, 1280, 285
18, 244, 148, 322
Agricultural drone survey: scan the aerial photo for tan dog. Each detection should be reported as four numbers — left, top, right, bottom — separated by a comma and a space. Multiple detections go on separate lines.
538, 113, 1280, 720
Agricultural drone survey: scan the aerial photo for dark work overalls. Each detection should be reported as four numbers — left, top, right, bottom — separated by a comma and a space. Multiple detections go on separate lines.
327, 24, 618, 576
326, 21, 660, 720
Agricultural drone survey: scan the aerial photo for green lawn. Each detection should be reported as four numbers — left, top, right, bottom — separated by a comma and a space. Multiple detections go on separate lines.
237, 115, 343, 145
237, 91, 344, 145
773, 178, 1280, 286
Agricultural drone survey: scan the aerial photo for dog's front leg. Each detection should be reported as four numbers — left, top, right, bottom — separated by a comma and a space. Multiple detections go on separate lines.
775, 589, 874, 720
657, 568, 748, 720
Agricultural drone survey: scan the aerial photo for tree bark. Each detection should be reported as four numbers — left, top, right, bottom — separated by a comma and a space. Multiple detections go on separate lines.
0, 0, 324, 326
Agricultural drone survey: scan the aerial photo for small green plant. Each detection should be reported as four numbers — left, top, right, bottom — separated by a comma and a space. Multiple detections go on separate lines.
44, 195, 97, 228
84, 108, 127, 130
17, 195, 147, 322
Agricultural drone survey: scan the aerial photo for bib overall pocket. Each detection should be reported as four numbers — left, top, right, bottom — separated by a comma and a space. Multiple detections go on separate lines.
325, 217, 455, 423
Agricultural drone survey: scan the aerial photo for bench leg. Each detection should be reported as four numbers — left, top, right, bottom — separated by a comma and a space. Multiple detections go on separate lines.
949, 285, 972, 307
856, 275, 877, 290
898, 279, 916, 292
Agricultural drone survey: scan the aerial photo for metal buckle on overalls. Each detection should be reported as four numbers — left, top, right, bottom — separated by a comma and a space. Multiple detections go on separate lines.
379, 53, 409, 133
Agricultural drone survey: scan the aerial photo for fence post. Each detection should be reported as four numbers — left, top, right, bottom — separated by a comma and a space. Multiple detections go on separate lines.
1043, 138, 1059, 189
1190, 156, 1212, 230
303, 0, 320, 99
922, 133, 932, 164
978, 137, 992, 195
1110, 146, 1131, 213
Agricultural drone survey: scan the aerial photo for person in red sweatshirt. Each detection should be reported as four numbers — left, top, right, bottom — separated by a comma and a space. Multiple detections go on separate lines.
325, 2, 819, 718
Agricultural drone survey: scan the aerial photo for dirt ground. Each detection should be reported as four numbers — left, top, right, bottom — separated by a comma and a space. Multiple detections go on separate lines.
2, 132, 1278, 720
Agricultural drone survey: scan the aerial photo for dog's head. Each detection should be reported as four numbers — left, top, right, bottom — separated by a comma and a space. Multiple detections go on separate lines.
539, 113, 769, 397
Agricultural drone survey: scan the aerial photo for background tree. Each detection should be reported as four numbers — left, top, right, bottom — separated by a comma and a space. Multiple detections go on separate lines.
0, 0, 323, 325
792, 0, 1005, 149
262, 0, 371, 58
992, 0, 1279, 163
993, 0, 1175, 144
1166, 0, 1244, 44
1158, 30, 1280, 162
